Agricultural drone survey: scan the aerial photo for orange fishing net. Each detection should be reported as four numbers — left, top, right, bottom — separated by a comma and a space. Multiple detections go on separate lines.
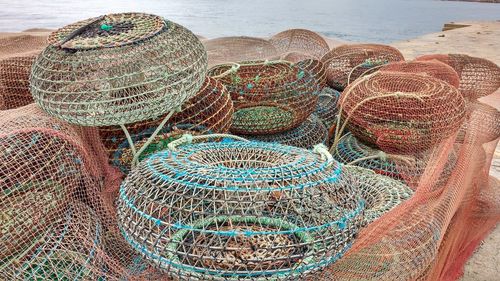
416, 54, 500, 101
0, 32, 48, 110
321, 43, 404, 90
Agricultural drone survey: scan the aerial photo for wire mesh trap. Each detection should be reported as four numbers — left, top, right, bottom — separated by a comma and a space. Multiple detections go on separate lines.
334, 133, 458, 190
416, 54, 500, 101
339, 166, 413, 225
379, 60, 460, 88
321, 44, 404, 91
30, 12, 208, 127
314, 87, 340, 129
98, 76, 234, 173
117, 140, 365, 280
208, 60, 320, 135
337, 71, 466, 154
203, 36, 279, 67
243, 114, 328, 149
269, 29, 330, 60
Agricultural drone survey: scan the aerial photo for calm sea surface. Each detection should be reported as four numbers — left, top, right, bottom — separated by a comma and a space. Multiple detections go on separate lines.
0, 0, 499, 42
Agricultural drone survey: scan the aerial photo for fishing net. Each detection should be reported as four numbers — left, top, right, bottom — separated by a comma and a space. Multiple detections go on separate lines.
337, 72, 466, 154
30, 13, 208, 127
0, 104, 113, 278
416, 54, 500, 101
98, 76, 234, 174
379, 60, 460, 88
269, 29, 330, 60
1, 201, 104, 280
0, 32, 48, 110
208, 60, 319, 135
203, 36, 279, 67
0, 55, 37, 110
117, 140, 365, 280
333, 133, 458, 190
244, 114, 328, 149
315, 87, 340, 129
321, 44, 404, 90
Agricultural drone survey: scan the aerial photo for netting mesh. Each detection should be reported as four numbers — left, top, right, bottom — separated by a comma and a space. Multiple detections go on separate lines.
30, 13, 208, 126
117, 141, 365, 280
321, 44, 404, 90
208, 60, 319, 135
338, 72, 466, 154
294, 58, 327, 88
243, 114, 328, 149
416, 54, 500, 101
379, 60, 460, 88
0, 55, 37, 110
203, 36, 279, 67
269, 29, 330, 60
98, 76, 234, 174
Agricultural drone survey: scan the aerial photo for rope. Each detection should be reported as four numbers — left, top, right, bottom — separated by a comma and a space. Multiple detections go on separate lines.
129, 109, 179, 167
313, 143, 335, 166
167, 133, 249, 151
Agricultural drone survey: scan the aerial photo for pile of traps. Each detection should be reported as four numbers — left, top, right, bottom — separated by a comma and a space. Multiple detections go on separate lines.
0, 11, 499, 281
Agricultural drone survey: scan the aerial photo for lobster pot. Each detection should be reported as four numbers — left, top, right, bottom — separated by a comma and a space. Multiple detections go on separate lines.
0, 201, 103, 280
117, 141, 365, 280
269, 29, 330, 59
0, 54, 37, 110
30, 13, 207, 126
209, 61, 320, 135
339, 72, 466, 154
244, 114, 328, 149
379, 60, 460, 88
203, 36, 279, 67
456, 102, 500, 145
416, 54, 500, 101
98, 76, 234, 173
334, 133, 458, 190
340, 166, 413, 225
0, 104, 104, 262
315, 87, 340, 129
294, 58, 327, 88
321, 44, 404, 90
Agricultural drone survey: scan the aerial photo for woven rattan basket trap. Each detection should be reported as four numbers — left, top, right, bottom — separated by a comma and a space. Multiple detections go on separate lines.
208, 60, 319, 135
117, 140, 365, 280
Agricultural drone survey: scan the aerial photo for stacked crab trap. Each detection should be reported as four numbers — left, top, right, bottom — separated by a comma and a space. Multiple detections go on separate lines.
0, 10, 499, 281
